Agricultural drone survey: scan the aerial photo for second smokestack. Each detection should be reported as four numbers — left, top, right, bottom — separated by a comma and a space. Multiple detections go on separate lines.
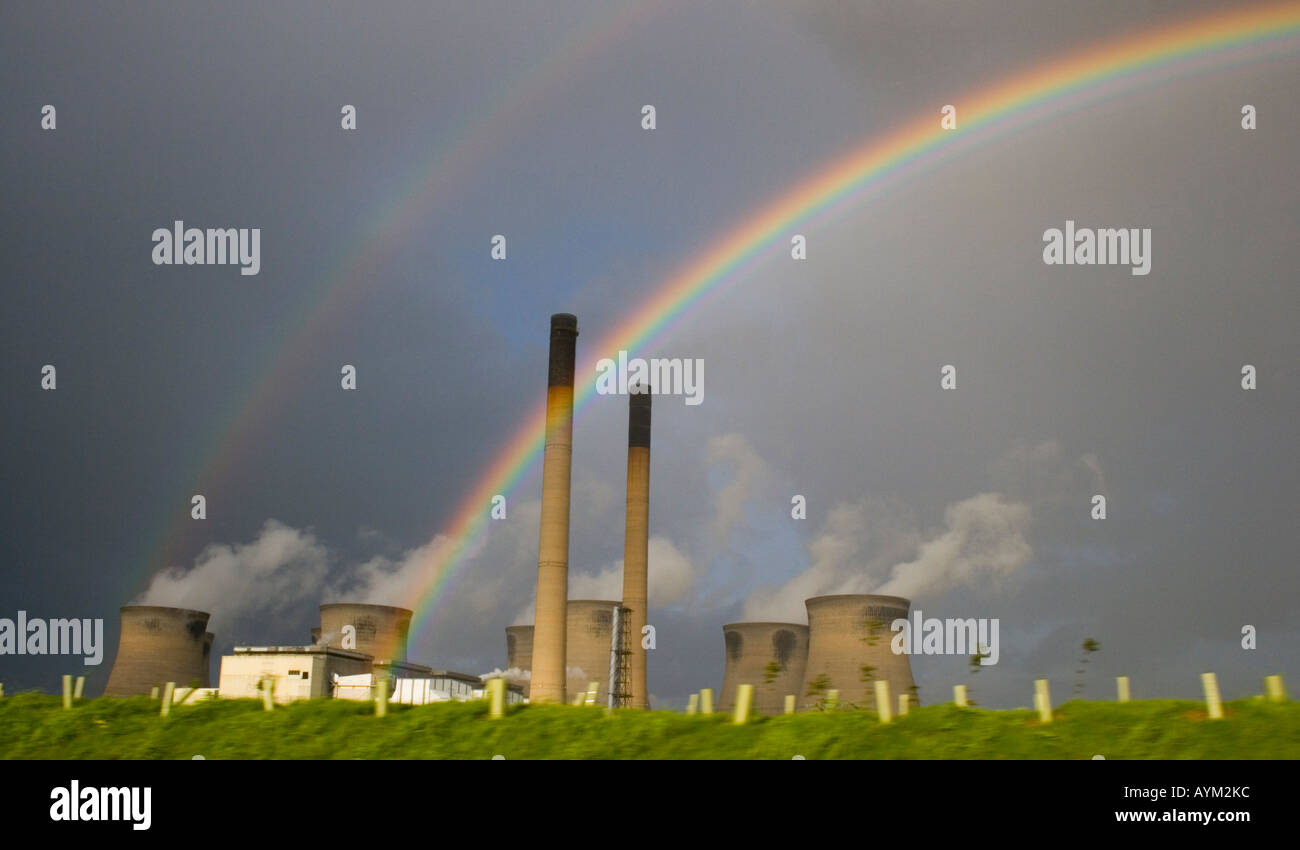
620, 383, 651, 708
530, 313, 579, 703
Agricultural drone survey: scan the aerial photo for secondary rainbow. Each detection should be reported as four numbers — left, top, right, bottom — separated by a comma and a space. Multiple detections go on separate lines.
141, 1, 665, 579
404, 1, 1300, 645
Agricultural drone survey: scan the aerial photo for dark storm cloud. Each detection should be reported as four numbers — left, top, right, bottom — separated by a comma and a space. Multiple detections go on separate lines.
2, 1, 1295, 711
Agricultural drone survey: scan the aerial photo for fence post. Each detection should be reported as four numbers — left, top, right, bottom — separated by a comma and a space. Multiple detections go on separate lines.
898, 693, 909, 717
733, 684, 754, 725
700, 688, 714, 715
953, 685, 967, 708
1035, 679, 1052, 723
62, 675, 73, 710
488, 677, 505, 719
262, 677, 274, 712
375, 672, 388, 717
1264, 675, 1286, 703
875, 681, 892, 723
825, 689, 839, 711
784, 694, 796, 715
686, 693, 699, 715
1201, 672, 1223, 719
1116, 676, 1130, 703
160, 682, 175, 717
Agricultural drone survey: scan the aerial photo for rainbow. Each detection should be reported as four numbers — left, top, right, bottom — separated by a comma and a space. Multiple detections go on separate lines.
403, 1, 1300, 645
142, 0, 666, 578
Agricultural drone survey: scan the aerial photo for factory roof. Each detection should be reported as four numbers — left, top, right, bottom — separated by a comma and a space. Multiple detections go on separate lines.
232, 645, 372, 661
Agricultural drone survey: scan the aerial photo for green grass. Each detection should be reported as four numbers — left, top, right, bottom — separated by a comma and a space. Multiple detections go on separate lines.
1, 693, 1297, 759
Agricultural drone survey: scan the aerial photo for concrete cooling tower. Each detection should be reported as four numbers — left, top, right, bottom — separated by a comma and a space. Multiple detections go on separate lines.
318, 603, 412, 661
801, 595, 916, 710
202, 632, 214, 686
717, 622, 809, 715
501, 602, 617, 702
505, 624, 534, 696
566, 600, 618, 703
104, 605, 212, 696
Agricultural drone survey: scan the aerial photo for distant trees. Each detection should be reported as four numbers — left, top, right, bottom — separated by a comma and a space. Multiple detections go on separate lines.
1073, 638, 1101, 697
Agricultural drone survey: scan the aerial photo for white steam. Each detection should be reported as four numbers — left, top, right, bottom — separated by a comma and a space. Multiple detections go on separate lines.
743, 493, 1032, 621
136, 519, 330, 632
742, 441, 1103, 621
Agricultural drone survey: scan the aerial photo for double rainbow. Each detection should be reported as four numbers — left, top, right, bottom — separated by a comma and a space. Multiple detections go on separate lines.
404, 1, 1300, 645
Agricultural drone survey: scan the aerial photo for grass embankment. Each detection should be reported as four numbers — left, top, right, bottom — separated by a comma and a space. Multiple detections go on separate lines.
1, 693, 1297, 759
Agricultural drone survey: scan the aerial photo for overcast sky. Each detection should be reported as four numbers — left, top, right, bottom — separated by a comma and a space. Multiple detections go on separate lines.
2, 0, 1297, 709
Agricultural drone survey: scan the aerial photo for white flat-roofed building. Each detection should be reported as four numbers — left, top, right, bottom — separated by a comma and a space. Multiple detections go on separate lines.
218, 645, 374, 703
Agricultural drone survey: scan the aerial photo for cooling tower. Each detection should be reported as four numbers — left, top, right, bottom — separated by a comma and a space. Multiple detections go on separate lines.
318, 603, 412, 662
620, 386, 652, 708
202, 632, 214, 688
505, 624, 534, 697
103, 606, 212, 696
801, 595, 916, 710
717, 623, 809, 715
566, 600, 619, 704
531, 313, 578, 703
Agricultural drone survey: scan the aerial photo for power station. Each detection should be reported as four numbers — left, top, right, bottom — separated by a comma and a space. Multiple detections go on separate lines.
99, 315, 924, 713
801, 594, 917, 709
717, 622, 808, 715
104, 606, 212, 696
531, 313, 579, 704
620, 384, 651, 709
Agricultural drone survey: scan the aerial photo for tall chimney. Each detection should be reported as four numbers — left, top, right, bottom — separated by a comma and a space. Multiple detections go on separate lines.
620, 384, 651, 708
530, 313, 579, 703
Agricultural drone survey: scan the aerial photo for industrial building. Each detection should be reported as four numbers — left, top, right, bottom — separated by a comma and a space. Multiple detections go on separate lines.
318, 602, 412, 662
714, 596, 918, 713
101, 317, 926, 716
104, 605, 213, 696
717, 622, 809, 715
502, 598, 629, 704
530, 313, 580, 704
333, 671, 524, 705
800, 594, 917, 709
217, 644, 381, 702
620, 386, 651, 708
104, 600, 516, 706
505, 624, 534, 696
212, 603, 506, 705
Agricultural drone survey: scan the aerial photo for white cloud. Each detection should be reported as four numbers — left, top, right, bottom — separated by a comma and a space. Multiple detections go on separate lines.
569, 536, 695, 607
515, 536, 699, 619
707, 433, 768, 543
